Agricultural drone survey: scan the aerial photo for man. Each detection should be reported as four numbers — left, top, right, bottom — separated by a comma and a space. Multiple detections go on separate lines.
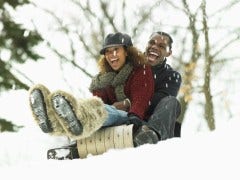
131, 31, 182, 147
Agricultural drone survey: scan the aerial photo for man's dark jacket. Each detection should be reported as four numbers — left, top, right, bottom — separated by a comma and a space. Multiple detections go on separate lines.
148, 59, 182, 115
147, 59, 182, 137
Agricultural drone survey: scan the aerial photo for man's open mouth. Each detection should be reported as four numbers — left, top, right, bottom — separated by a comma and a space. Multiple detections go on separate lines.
147, 51, 159, 62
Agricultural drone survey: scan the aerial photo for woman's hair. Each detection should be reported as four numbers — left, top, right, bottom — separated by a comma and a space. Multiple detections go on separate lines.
98, 46, 147, 74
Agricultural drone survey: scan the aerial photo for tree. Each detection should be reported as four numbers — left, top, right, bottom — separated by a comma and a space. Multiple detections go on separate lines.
166, 0, 240, 130
0, 0, 42, 91
0, 118, 23, 132
0, 0, 43, 131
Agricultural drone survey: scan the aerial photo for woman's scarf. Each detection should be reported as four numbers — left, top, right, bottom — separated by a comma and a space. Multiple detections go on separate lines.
89, 63, 133, 101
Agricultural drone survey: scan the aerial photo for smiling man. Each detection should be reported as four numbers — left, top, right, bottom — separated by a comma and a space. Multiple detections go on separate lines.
132, 32, 182, 146
146, 32, 172, 66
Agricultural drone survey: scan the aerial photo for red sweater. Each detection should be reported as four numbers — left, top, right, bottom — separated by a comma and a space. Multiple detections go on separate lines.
92, 65, 154, 120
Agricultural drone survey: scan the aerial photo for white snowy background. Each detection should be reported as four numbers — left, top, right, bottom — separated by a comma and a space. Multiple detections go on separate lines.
0, 0, 240, 179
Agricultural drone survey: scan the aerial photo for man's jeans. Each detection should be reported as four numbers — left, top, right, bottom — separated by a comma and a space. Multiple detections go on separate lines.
102, 104, 129, 127
148, 96, 181, 140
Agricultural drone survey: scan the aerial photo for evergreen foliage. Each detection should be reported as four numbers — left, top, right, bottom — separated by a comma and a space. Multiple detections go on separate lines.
0, 0, 43, 91
0, 117, 23, 132
0, 0, 43, 131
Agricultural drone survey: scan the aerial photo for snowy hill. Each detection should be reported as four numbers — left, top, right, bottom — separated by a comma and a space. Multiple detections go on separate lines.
0, 119, 239, 180
0, 90, 239, 179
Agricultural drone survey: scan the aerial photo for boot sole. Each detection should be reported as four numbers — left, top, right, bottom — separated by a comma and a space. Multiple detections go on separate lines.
30, 89, 53, 133
51, 94, 83, 136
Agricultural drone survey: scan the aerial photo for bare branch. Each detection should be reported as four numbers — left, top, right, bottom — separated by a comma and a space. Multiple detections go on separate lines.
209, 0, 240, 17
100, 0, 118, 32
9, 64, 34, 85
202, 0, 215, 130
122, 0, 127, 30
31, 2, 95, 78
132, 1, 162, 38
214, 56, 240, 64
212, 34, 240, 59
46, 41, 93, 78
71, 0, 98, 19
164, 0, 185, 12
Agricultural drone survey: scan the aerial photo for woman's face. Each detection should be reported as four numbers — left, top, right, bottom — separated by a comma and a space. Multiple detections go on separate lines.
104, 46, 127, 71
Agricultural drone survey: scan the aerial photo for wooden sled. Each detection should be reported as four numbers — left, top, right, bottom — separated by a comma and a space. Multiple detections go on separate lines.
77, 124, 134, 158
47, 124, 134, 160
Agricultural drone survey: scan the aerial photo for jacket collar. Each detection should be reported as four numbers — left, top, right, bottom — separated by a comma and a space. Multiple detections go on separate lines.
152, 58, 167, 70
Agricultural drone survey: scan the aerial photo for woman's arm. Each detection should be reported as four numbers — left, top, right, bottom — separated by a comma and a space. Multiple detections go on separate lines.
126, 66, 154, 119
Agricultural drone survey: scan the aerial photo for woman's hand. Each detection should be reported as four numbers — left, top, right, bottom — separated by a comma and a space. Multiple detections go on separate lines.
112, 99, 131, 111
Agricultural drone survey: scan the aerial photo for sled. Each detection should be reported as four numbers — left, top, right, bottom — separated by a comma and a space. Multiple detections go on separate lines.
47, 124, 134, 160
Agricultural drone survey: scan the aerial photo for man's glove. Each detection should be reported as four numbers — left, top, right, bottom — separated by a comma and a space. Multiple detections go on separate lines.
126, 114, 147, 127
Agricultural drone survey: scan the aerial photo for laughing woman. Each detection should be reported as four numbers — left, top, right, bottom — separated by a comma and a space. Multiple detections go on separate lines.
29, 32, 154, 141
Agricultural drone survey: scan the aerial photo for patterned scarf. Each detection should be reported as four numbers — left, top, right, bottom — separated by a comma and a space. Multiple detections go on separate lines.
89, 63, 133, 101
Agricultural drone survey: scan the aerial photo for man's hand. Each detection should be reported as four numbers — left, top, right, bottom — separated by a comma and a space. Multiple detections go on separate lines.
126, 114, 146, 127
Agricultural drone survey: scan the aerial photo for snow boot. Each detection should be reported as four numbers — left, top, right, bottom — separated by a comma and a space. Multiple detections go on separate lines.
133, 125, 159, 147
29, 84, 65, 135
50, 90, 107, 140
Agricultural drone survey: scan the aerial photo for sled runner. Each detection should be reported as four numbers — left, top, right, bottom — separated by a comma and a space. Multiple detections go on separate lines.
47, 124, 134, 160
47, 142, 79, 160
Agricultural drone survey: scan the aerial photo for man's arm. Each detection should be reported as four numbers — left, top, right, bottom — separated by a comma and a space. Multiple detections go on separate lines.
149, 71, 182, 114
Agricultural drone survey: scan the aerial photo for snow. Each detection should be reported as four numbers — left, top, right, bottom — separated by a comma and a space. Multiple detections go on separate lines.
0, 90, 240, 180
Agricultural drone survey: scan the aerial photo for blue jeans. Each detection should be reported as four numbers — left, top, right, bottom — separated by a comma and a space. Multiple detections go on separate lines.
102, 104, 129, 127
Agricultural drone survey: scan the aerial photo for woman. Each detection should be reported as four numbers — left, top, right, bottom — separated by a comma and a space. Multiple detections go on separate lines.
29, 32, 154, 140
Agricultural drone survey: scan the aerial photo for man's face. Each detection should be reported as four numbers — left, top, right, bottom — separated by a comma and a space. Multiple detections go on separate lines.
145, 33, 171, 66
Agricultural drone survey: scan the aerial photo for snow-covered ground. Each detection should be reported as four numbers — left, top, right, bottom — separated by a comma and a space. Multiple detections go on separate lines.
0, 90, 239, 179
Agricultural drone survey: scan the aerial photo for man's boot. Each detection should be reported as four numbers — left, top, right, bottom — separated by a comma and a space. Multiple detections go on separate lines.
133, 125, 159, 147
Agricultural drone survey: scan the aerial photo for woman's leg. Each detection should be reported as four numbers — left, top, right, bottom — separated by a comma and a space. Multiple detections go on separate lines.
50, 91, 107, 139
102, 105, 129, 127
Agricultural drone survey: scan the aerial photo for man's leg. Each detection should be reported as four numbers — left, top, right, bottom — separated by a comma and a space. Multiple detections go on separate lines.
133, 96, 181, 147
147, 96, 181, 140
174, 121, 182, 137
